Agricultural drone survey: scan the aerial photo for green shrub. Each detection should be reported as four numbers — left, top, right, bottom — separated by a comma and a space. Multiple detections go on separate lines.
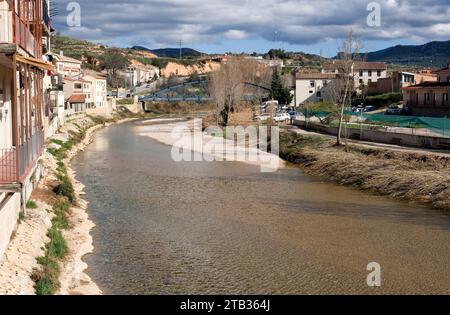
54, 179, 75, 203
52, 139, 64, 146
35, 275, 57, 295
52, 200, 71, 230
47, 228, 68, 259
32, 256, 60, 295
26, 200, 38, 209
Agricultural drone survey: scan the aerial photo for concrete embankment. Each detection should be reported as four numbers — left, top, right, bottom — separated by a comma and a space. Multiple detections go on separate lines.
280, 132, 450, 212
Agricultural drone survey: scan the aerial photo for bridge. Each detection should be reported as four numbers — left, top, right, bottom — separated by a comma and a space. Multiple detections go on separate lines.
139, 79, 212, 103
139, 79, 272, 108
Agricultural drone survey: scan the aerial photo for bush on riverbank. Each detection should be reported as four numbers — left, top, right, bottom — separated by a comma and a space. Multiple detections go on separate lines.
34, 135, 78, 295
279, 132, 450, 211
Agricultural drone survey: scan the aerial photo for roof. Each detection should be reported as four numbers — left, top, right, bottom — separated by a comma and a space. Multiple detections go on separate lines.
434, 67, 450, 74
63, 77, 91, 84
296, 73, 337, 80
323, 61, 387, 71
83, 69, 108, 80
67, 94, 86, 103
404, 82, 450, 89
53, 54, 82, 64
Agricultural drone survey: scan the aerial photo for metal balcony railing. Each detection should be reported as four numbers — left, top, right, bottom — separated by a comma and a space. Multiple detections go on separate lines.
0, 130, 45, 184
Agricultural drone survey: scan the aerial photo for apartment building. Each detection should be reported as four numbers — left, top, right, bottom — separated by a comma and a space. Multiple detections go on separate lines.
403, 63, 450, 117
83, 70, 108, 108
53, 52, 82, 78
322, 61, 388, 90
295, 73, 338, 107
0, 0, 54, 259
127, 62, 159, 87
63, 77, 93, 114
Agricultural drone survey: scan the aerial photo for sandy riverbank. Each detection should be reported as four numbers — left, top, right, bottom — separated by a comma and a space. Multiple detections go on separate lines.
0, 112, 140, 295
136, 119, 285, 172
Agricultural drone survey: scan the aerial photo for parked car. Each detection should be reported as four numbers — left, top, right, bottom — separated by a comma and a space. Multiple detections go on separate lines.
288, 110, 298, 118
386, 108, 402, 115
256, 115, 270, 122
386, 104, 402, 115
364, 106, 376, 112
273, 113, 291, 123
352, 105, 364, 113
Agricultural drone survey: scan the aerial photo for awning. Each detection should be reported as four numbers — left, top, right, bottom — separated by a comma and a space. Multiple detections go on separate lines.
15, 55, 55, 71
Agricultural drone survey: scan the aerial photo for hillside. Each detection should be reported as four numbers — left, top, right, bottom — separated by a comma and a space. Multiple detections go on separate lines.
52, 36, 158, 61
361, 41, 450, 68
51, 35, 209, 72
131, 46, 203, 58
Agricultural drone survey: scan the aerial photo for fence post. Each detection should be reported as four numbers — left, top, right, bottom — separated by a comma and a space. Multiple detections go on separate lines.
444, 116, 447, 137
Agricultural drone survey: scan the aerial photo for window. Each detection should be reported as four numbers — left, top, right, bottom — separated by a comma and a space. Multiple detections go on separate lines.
368, 70, 372, 77
377, 70, 381, 77
316, 91, 322, 97
310, 80, 315, 88
359, 70, 363, 76
444, 93, 449, 104
359, 79, 363, 84
447, 76, 450, 83
74, 83, 82, 89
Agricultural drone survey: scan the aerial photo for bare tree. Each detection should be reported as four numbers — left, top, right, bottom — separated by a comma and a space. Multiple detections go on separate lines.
209, 57, 271, 126
333, 31, 363, 145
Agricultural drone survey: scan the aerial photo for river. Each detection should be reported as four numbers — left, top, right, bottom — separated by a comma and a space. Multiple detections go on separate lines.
72, 120, 450, 295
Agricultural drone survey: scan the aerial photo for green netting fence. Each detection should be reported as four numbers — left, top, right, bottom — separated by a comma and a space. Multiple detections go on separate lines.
302, 110, 450, 137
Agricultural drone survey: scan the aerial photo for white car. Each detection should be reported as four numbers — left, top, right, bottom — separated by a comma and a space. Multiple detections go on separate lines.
273, 113, 291, 123
256, 115, 270, 122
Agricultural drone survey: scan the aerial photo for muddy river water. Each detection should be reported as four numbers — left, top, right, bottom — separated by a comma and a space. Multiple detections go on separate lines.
72, 121, 450, 294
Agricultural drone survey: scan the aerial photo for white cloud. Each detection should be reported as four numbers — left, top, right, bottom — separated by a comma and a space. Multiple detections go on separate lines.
53, 0, 450, 49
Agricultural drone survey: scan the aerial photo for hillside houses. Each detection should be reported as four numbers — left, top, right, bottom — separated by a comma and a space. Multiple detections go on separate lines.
127, 62, 160, 87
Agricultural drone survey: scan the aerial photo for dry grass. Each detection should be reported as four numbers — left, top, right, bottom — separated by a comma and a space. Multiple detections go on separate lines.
280, 132, 450, 211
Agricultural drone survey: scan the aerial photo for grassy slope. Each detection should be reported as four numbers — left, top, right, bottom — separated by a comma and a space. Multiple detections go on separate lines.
280, 132, 450, 211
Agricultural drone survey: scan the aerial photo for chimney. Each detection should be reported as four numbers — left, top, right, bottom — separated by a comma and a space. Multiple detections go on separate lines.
60, 50, 64, 56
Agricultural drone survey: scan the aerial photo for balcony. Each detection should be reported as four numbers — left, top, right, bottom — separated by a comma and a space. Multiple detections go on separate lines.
0, 8, 38, 57
0, 129, 45, 184
14, 13, 37, 57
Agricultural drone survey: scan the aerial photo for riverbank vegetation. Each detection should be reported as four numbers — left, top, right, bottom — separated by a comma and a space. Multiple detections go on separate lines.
280, 132, 450, 211
31, 109, 147, 295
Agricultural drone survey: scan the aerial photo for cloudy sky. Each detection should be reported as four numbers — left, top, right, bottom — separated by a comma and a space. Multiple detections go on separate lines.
53, 0, 450, 56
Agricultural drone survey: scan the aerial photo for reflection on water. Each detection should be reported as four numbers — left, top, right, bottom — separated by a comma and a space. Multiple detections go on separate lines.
72, 121, 450, 295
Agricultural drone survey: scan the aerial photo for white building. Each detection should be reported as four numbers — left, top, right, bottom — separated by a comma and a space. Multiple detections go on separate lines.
322, 61, 387, 89
83, 70, 108, 108
127, 63, 160, 87
295, 73, 338, 107
53, 52, 83, 78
